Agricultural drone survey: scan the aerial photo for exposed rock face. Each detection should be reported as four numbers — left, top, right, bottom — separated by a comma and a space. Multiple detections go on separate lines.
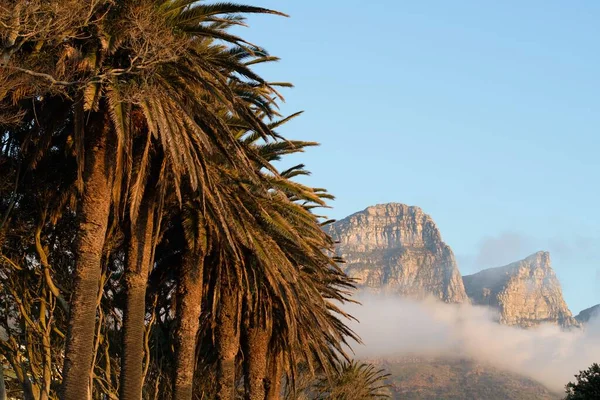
462, 252, 578, 328
575, 304, 600, 323
324, 203, 468, 303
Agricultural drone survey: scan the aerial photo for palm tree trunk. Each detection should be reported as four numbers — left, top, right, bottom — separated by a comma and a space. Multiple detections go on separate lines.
61, 114, 114, 400
0, 356, 6, 400
216, 282, 240, 400
243, 322, 271, 400
119, 202, 155, 400
172, 251, 204, 400
265, 352, 282, 400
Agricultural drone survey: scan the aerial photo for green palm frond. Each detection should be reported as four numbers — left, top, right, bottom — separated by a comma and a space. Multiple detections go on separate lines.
311, 361, 391, 400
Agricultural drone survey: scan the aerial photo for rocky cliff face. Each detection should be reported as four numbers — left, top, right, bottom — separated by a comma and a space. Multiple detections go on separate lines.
575, 304, 600, 323
462, 252, 578, 328
324, 203, 468, 303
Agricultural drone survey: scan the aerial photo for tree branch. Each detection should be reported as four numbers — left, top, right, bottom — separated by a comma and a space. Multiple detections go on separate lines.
1, 65, 79, 86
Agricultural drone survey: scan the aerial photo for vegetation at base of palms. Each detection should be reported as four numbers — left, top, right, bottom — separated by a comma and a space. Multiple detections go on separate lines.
286, 361, 391, 400
564, 363, 600, 400
0, 2, 391, 400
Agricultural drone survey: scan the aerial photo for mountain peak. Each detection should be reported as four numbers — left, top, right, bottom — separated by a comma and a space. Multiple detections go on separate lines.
463, 252, 578, 328
523, 251, 552, 268
331, 203, 442, 253
575, 304, 600, 323
362, 202, 424, 215
326, 203, 581, 329
325, 204, 467, 303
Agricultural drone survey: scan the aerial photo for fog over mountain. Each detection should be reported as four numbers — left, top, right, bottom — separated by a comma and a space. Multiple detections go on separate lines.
326, 203, 600, 396
344, 294, 600, 392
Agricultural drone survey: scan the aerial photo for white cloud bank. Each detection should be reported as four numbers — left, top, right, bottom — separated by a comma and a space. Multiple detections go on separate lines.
344, 294, 600, 392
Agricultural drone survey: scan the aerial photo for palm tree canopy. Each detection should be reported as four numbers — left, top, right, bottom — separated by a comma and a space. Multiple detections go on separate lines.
0, 0, 288, 220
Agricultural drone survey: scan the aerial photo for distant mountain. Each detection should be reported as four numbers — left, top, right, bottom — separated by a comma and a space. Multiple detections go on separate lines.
575, 304, 600, 323
372, 356, 559, 400
324, 203, 468, 303
326, 203, 588, 398
325, 203, 582, 329
462, 252, 578, 328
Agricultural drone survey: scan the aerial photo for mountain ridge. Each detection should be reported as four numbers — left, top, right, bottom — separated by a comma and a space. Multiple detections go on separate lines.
575, 304, 600, 323
327, 202, 589, 398
328, 202, 586, 328
324, 203, 468, 303
462, 251, 579, 328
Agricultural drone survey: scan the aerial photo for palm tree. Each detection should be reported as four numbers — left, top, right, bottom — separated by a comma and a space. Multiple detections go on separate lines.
170, 203, 208, 400
214, 271, 242, 400
2, 5, 369, 400
61, 104, 115, 400
283, 361, 390, 400
0, 356, 6, 400
266, 348, 283, 400
118, 130, 162, 400
311, 361, 391, 400
166, 49, 291, 400
236, 128, 361, 400
204, 122, 360, 399
242, 305, 272, 400
163, 121, 358, 399
1, 1, 287, 398
110, 5, 290, 398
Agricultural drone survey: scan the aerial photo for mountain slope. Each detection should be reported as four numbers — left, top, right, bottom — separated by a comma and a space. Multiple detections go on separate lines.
462, 252, 578, 328
324, 203, 467, 303
372, 356, 560, 400
575, 304, 600, 323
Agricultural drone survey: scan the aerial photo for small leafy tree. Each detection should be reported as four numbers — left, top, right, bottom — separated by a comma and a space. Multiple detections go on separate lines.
565, 363, 600, 399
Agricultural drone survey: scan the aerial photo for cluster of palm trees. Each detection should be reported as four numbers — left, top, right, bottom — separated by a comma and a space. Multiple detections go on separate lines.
0, 1, 389, 399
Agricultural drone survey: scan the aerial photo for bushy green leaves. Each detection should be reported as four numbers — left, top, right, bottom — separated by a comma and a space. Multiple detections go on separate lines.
565, 363, 600, 400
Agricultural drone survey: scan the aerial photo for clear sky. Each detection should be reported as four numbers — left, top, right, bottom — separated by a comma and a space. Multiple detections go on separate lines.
238, 1, 600, 314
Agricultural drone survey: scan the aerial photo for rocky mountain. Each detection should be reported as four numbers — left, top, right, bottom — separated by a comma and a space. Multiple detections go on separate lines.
324, 203, 468, 303
575, 304, 600, 323
462, 252, 578, 328
326, 203, 582, 329
372, 356, 560, 400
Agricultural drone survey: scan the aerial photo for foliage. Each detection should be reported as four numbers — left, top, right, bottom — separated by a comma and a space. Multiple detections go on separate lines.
565, 363, 600, 400
312, 361, 390, 400
287, 361, 390, 400
0, 1, 389, 399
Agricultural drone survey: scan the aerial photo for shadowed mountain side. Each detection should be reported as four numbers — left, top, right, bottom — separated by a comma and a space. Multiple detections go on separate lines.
575, 304, 600, 323
370, 357, 560, 400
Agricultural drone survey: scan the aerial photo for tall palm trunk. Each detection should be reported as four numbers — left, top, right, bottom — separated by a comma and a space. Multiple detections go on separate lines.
0, 356, 6, 400
62, 113, 114, 400
172, 250, 204, 400
216, 282, 240, 399
265, 352, 282, 400
119, 201, 155, 400
243, 321, 271, 400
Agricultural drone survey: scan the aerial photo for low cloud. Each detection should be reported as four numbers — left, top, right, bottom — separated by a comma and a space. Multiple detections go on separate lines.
345, 294, 600, 392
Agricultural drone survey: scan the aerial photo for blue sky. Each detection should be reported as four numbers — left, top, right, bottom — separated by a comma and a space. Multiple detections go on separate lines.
238, 1, 600, 314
